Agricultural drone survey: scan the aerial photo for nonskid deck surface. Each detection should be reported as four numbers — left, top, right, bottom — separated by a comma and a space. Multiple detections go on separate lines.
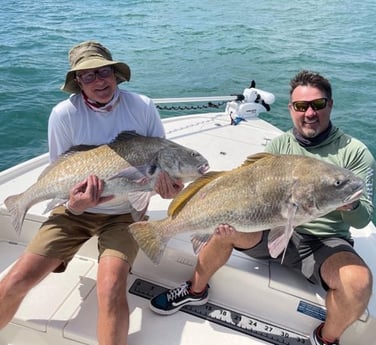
129, 278, 310, 345
0, 239, 313, 345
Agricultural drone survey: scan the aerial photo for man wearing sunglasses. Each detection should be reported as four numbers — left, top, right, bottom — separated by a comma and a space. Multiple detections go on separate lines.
150, 70, 374, 345
0, 41, 184, 345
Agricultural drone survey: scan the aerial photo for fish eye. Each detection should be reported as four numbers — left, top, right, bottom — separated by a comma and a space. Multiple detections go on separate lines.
334, 179, 343, 187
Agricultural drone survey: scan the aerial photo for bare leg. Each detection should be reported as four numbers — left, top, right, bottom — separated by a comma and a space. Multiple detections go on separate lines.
320, 251, 373, 342
96, 256, 131, 345
0, 252, 62, 328
191, 224, 263, 292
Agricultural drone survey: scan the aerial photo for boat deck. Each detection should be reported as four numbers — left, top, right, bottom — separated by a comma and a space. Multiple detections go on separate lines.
0, 112, 375, 345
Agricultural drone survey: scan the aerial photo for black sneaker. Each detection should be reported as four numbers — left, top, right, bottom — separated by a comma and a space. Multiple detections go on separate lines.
310, 323, 340, 345
150, 281, 209, 315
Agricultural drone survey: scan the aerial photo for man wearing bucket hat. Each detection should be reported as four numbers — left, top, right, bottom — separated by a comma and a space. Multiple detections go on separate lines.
0, 41, 183, 344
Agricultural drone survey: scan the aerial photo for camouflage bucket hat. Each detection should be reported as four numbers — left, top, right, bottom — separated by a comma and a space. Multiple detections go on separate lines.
61, 41, 131, 94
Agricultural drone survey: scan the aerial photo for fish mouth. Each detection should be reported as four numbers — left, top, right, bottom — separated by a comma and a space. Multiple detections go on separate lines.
198, 163, 210, 174
343, 188, 363, 204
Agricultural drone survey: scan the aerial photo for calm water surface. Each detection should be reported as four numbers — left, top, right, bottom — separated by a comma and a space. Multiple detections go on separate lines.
1, 0, 375, 172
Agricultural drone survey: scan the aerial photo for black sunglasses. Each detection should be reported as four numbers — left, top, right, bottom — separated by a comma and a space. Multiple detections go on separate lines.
291, 98, 328, 112
76, 66, 114, 84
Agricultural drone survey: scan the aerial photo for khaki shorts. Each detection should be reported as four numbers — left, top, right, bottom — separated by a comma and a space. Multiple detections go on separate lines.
26, 206, 139, 272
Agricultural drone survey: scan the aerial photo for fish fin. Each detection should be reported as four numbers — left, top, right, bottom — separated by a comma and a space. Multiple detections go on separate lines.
130, 200, 150, 221
268, 203, 298, 263
129, 220, 169, 265
64, 144, 98, 154
128, 191, 153, 211
191, 233, 212, 255
267, 226, 288, 260
108, 165, 153, 184
168, 171, 226, 217
111, 130, 141, 143
240, 152, 275, 168
43, 198, 67, 214
4, 194, 25, 236
131, 209, 147, 222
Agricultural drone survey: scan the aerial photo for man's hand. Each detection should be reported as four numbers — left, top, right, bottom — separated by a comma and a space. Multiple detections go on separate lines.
154, 171, 184, 199
67, 175, 114, 214
214, 223, 236, 236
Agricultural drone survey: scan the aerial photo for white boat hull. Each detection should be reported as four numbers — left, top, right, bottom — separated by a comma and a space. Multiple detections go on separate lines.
1, 110, 375, 345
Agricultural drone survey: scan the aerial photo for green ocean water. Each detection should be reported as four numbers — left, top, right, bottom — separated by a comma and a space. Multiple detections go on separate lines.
1, 0, 375, 172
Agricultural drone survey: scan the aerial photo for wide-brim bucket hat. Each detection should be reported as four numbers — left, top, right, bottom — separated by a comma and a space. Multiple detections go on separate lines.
61, 41, 131, 94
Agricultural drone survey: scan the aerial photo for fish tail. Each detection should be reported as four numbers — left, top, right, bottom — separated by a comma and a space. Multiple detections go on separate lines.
129, 220, 169, 265
4, 194, 26, 236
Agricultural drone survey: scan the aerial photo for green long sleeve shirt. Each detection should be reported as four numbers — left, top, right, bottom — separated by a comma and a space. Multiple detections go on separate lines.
265, 126, 375, 238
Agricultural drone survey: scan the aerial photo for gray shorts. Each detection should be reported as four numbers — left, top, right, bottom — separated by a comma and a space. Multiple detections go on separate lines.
238, 230, 361, 289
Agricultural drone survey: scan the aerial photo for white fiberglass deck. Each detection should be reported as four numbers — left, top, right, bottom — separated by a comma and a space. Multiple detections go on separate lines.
0, 112, 375, 345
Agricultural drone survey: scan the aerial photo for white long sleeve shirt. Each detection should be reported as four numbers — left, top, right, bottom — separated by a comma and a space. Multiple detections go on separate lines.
47, 87, 165, 214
